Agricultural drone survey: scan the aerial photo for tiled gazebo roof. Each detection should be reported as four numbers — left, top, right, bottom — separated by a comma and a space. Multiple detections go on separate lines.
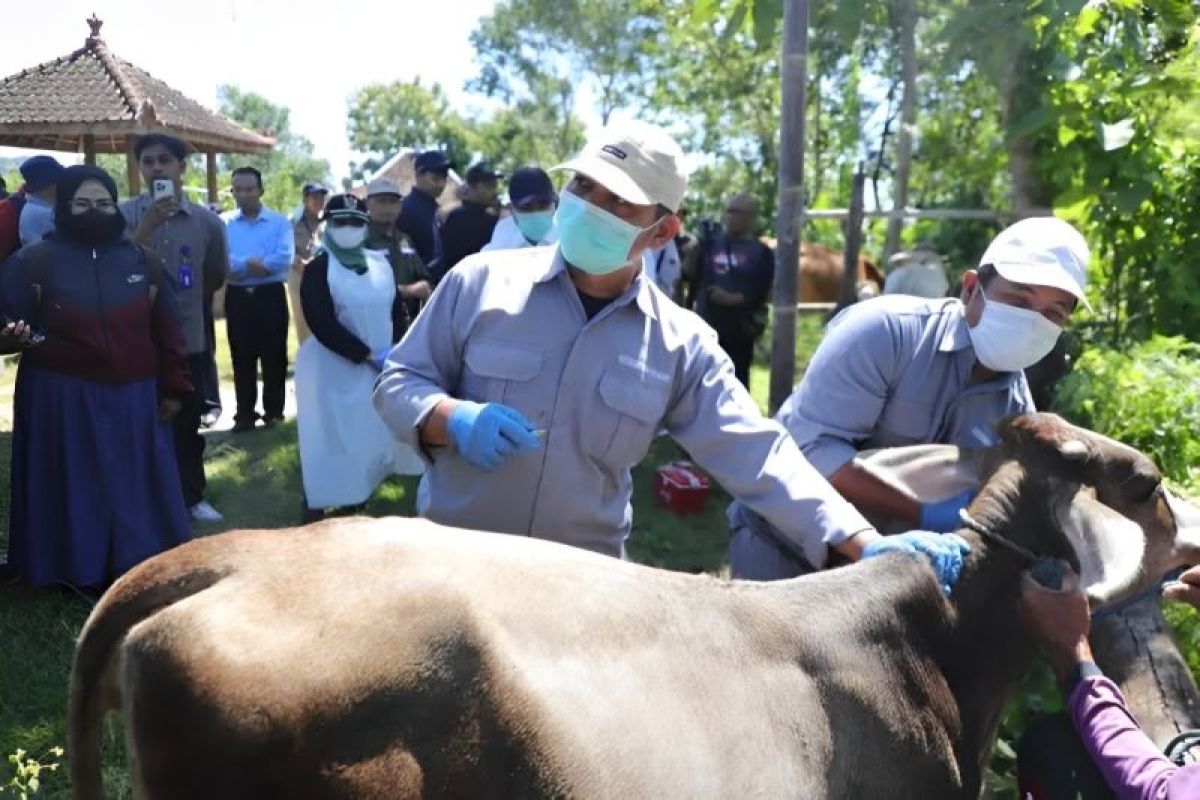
0, 16, 274, 155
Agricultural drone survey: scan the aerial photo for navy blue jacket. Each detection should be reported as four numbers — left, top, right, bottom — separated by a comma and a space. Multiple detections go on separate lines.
396, 190, 442, 279
0, 235, 191, 396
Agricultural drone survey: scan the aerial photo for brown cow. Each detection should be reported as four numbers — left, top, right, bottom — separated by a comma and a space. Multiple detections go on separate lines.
69, 414, 1200, 799
798, 241, 886, 303
759, 238, 886, 303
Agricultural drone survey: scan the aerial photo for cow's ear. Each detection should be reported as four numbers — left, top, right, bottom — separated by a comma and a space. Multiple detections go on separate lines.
1057, 488, 1149, 606
1001, 413, 1094, 478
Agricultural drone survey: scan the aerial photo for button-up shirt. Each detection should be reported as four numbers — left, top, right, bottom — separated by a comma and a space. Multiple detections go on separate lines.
373, 246, 872, 558
120, 194, 229, 355
18, 194, 54, 246
221, 206, 294, 287
292, 213, 323, 266
786, 294, 1034, 477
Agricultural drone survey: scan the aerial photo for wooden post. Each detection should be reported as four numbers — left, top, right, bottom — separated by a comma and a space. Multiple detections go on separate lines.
1091, 599, 1200, 748
883, 0, 917, 262
82, 134, 97, 166
206, 151, 219, 205
836, 166, 866, 312
768, 0, 810, 415
125, 137, 141, 196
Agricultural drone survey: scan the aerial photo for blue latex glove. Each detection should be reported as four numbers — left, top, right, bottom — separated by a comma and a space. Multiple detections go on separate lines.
862, 531, 972, 595
370, 346, 392, 371
918, 489, 975, 533
447, 401, 541, 471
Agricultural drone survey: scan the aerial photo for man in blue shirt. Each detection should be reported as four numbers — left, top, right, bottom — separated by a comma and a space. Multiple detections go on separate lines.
221, 166, 295, 432
397, 151, 450, 283
17, 155, 64, 247
730, 217, 1091, 579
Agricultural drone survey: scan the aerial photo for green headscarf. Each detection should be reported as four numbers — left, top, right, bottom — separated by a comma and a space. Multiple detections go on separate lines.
322, 228, 369, 275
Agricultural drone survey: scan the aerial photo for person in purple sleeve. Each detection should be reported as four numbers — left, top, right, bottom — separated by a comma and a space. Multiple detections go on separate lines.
1018, 565, 1200, 799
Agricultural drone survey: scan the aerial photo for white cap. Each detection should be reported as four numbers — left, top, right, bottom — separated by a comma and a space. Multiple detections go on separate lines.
366, 177, 402, 198
980, 217, 1091, 307
553, 120, 688, 212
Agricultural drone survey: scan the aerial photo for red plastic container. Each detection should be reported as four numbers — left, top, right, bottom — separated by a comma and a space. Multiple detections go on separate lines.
654, 461, 711, 515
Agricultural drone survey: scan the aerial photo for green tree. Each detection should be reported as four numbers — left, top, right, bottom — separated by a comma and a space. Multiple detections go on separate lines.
472, 74, 587, 175
470, 0, 660, 125
215, 85, 330, 215
346, 79, 475, 180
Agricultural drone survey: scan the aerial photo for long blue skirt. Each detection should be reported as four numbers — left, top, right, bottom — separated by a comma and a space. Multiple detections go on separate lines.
6, 365, 192, 588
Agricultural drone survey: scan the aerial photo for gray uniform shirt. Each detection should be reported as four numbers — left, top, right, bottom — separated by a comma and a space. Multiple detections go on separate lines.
121, 194, 228, 355
787, 294, 1034, 472
729, 294, 1034, 565
373, 246, 872, 558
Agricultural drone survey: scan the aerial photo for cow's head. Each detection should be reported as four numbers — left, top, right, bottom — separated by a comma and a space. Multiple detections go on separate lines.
994, 413, 1200, 605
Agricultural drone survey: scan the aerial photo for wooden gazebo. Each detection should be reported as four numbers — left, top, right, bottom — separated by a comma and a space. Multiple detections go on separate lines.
0, 16, 274, 202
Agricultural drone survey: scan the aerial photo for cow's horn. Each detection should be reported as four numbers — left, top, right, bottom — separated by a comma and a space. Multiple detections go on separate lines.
1058, 439, 1090, 460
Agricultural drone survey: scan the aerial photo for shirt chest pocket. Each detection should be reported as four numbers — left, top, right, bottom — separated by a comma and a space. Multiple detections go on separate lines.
461, 339, 549, 426
588, 369, 671, 470
876, 396, 938, 446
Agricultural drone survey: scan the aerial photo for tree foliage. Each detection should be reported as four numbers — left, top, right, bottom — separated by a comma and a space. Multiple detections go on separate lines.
216, 85, 330, 214
346, 79, 474, 181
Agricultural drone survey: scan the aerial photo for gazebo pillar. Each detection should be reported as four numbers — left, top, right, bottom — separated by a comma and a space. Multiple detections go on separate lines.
125, 138, 142, 196
206, 151, 219, 205
82, 134, 96, 165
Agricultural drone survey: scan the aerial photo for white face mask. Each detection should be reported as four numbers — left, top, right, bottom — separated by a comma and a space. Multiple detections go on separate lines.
967, 289, 1063, 372
328, 226, 366, 250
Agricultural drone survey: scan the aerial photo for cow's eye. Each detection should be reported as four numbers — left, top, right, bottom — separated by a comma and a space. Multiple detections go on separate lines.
1135, 481, 1162, 504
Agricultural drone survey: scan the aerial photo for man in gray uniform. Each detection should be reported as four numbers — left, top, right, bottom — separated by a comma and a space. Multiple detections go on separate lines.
375, 120, 968, 589
729, 216, 1090, 579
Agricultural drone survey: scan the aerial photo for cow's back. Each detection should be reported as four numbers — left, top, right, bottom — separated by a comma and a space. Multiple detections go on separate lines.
95, 518, 968, 799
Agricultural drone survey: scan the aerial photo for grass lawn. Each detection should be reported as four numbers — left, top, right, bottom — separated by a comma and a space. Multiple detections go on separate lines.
0, 314, 826, 796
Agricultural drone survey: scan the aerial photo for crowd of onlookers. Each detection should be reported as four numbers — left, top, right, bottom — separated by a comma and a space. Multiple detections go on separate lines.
0, 133, 778, 592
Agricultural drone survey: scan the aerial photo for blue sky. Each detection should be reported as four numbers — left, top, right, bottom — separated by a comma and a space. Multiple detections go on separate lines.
1, 0, 512, 180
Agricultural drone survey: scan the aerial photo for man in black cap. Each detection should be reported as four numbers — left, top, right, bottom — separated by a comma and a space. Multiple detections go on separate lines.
290, 182, 328, 343
483, 166, 558, 251
440, 162, 502, 274
397, 150, 451, 282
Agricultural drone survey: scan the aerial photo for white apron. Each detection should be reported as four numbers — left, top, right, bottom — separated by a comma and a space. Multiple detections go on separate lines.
296, 249, 423, 508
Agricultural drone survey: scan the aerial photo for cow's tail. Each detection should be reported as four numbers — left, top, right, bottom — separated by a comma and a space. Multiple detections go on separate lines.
68, 563, 229, 799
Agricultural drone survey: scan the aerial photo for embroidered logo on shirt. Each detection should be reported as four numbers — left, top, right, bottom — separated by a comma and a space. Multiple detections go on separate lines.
601, 145, 628, 160
126, 274, 146, 284
619, 354, 670, 382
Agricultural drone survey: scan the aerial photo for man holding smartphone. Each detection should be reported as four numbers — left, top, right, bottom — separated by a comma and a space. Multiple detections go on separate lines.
120, 133, 229, 523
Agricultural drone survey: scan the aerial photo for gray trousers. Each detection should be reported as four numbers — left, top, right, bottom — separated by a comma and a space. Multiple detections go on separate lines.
728, 523, 818, 581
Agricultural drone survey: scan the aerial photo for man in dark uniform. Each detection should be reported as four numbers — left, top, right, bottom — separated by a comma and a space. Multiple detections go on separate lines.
397, 150, 450, 283
365, 177, 432, 328
440, 162, 502, 274
693, 193, 774, 389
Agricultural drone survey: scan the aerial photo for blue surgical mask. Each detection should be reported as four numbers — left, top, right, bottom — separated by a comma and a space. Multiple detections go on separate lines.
555, 191, 661, 275
514, 208, 554, 244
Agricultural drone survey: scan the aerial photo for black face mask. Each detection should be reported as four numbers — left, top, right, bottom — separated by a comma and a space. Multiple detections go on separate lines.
59, 209, 126, 245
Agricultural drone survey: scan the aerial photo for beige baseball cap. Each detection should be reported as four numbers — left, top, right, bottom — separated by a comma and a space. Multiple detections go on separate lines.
366, 177, 402, 198
980, 217, 1091, 308
553, 120, 688, 212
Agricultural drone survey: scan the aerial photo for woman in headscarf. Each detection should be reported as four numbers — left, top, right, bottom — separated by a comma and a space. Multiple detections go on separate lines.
0, 165, 192, 589
296, 193, 423, 523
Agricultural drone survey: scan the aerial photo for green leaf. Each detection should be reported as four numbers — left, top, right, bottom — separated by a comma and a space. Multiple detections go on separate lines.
752, 0, 783, 49
1075, 6, 1102, 37
1057, 124, 1079, 146
720, 3, 750, 45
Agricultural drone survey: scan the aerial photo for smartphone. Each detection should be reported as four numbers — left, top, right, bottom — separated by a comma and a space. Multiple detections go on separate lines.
152, 179, 174, 201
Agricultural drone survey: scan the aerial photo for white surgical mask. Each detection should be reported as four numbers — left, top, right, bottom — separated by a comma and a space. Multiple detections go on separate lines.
967, 289, 1063, 372
328, 226, 366, 249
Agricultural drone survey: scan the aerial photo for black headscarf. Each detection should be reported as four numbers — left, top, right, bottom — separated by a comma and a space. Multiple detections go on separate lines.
54, 165, 127, 245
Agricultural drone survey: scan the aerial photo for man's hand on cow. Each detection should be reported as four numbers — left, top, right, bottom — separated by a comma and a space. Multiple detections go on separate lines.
918, 489, 975, 533
861, 531, 971, 596
1018, 568, 1093, 683
447, 401, 541, 471
1164, 564, 1200, 608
